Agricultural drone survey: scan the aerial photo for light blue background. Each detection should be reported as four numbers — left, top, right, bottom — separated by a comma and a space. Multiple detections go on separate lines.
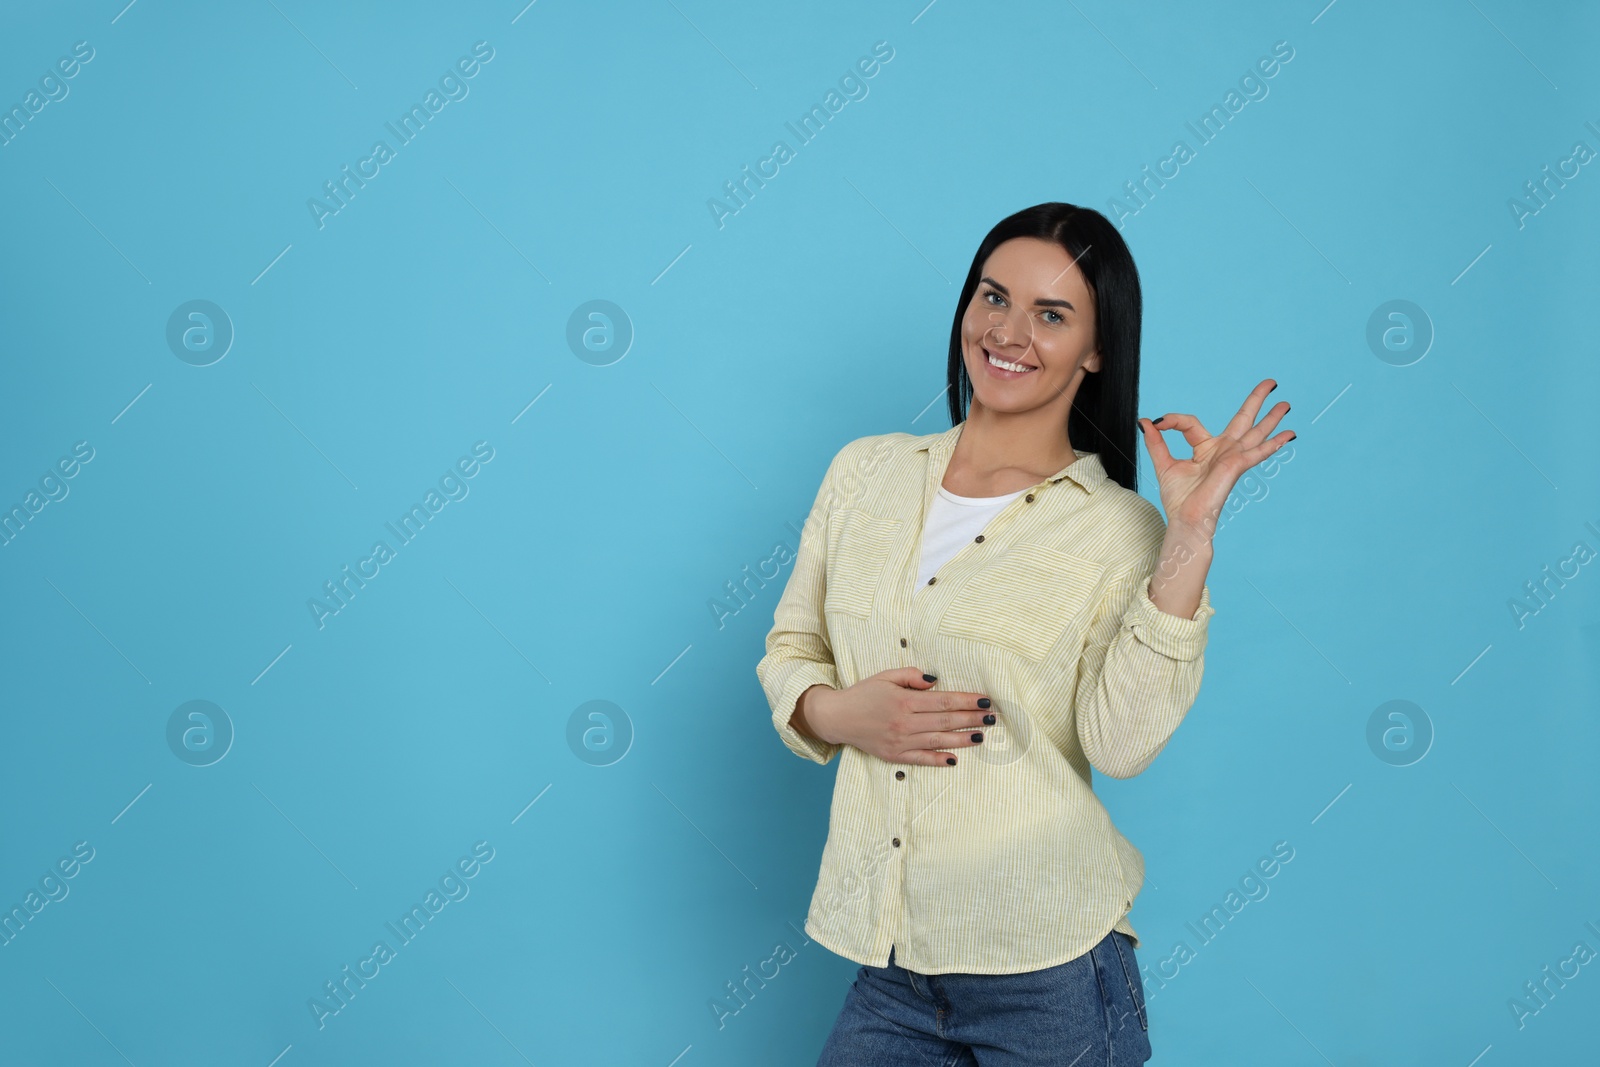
2, 1, 1597, 1064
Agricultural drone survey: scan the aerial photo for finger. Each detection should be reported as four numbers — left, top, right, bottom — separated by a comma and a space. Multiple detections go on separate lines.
907, 691, 992, 722
890, 747, 963, 768
1239, 429, 1296, 465
919, 730, 988, 751
1145, 412, 1212, 451
1239, 399, 1290, 449
1221, 379, 1278, 440
896, 735, 979, 767
884, 666, 938, 688
1138, 416, 1176, 473
907, 708, 997, 735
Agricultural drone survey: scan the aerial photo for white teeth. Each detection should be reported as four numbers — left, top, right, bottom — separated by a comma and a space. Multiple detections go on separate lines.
987, 351, 1035, 373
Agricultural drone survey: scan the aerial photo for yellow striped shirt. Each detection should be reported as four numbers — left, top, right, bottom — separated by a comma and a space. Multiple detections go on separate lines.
756, 421, 1215, 975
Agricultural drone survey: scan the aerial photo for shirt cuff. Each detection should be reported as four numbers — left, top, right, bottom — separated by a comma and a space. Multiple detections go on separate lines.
1128, 579, 1214, 662
769, 661, 843, 765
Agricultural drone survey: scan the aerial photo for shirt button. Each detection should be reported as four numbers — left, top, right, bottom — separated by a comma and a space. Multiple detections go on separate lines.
900, 638, 907, 647
892, 837, 901, 847
895, 770, 905, 780
974, 534, 984, 543
1025, 493, 1035, 503
926, 577, 937, 586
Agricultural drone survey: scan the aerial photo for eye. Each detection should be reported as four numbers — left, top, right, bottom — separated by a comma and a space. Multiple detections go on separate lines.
1043, 310, 1064, 325
982, 290, 1005, 306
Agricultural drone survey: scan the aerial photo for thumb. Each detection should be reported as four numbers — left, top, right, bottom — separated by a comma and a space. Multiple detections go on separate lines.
881, 666, 936, 689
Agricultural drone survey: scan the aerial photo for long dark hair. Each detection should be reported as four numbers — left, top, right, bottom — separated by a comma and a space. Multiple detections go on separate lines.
945, 202, 1143, 492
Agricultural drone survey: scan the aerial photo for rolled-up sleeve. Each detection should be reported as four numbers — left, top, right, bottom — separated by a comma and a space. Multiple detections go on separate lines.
756, 446, 847, 765
1073, 556, 1215, 779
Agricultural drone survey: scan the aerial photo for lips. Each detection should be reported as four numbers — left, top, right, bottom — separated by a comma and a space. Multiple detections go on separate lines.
983, 346, 1037, 372
985, 347, 1036, 375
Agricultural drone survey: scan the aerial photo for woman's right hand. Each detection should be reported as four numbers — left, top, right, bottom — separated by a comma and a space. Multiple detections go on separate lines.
803, 668, 995, 766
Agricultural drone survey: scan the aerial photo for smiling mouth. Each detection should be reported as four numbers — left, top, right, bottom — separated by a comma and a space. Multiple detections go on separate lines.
983, 347, 1037, 373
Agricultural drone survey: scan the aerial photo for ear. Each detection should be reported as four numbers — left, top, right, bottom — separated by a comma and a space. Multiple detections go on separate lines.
1084, 348, 1102, 373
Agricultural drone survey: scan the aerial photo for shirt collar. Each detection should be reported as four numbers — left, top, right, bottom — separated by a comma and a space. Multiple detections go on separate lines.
917, 421, 1107, 494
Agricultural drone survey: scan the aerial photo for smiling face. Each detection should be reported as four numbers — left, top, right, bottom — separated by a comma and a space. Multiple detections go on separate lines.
960, 236, 1101, 419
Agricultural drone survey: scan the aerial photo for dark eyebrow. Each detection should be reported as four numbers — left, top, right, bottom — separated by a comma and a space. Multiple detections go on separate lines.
980, 276, 1075, 313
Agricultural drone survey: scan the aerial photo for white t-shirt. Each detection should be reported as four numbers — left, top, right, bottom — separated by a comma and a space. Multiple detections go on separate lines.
915, 483, 1028, 592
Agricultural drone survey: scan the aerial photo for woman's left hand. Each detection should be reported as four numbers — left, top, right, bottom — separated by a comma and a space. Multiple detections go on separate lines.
1138, 378, 1295, 535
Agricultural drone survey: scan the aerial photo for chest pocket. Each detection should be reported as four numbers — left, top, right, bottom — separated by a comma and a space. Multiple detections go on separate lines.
824, 508, 902, 619
936, 542, 1106, 661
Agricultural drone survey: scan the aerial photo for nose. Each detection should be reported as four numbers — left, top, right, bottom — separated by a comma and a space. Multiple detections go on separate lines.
982, 303, 1033, 350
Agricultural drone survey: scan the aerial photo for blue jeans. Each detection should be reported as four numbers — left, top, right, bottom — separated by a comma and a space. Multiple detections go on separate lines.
817, 929, 1152, 1066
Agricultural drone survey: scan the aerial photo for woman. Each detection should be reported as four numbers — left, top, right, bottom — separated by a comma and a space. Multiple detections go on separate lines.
756, 201, 1293, 1065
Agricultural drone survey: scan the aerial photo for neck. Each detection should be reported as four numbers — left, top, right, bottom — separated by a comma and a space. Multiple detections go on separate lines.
958, 401, 1078, 479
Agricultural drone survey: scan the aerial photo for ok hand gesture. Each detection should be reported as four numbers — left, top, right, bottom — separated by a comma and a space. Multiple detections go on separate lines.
1138, 379, 1295, 535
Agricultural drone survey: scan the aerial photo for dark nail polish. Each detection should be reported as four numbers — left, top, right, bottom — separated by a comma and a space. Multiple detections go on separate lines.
1269, 382, 1278, 393
1288, 433, 1297, 441
1152, 416, 1164, 425
946, 757, 956, 765
923, 674, 936, 682
971, 732, 984, 743
983, 714, 996, 725
977, 698, 991, 708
